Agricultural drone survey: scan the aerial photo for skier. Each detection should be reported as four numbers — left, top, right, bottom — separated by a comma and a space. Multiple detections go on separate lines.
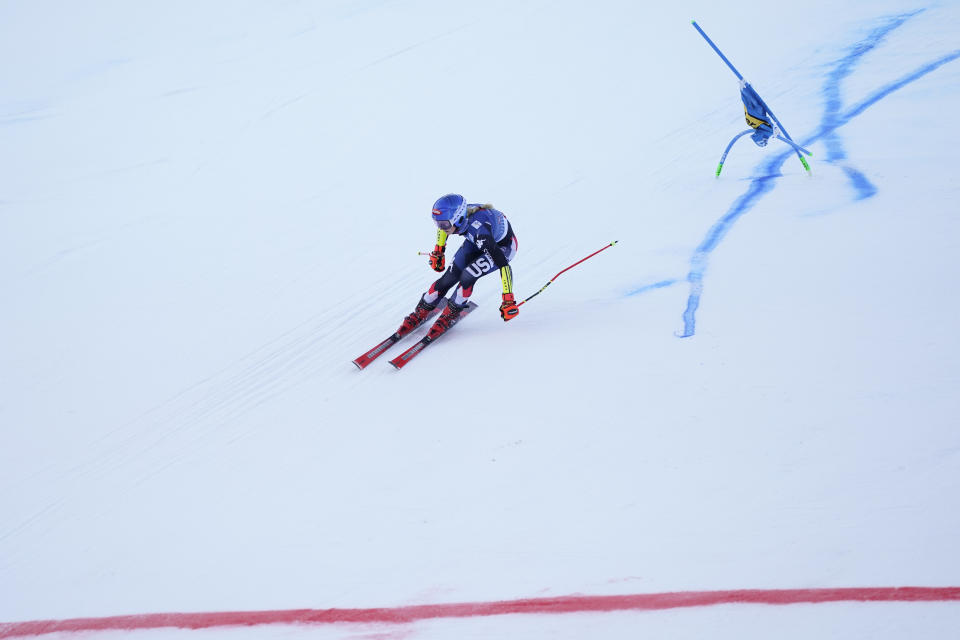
401, 194, 519, 339
740, 79, 779, 147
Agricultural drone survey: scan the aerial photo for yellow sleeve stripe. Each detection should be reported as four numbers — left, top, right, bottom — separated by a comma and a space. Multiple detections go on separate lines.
500, 265, 513, 294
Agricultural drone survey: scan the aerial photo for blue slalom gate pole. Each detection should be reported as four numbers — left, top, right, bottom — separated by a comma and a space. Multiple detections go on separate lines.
775, 135, 812, 157
716, 131, 813, 178
752, 93, 812, 172
692, 20, 811, 174
691, 20, 744, 80
716, 129, 754, 177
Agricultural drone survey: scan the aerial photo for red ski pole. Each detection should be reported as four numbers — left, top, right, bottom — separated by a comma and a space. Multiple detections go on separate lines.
518, 241, 618, 307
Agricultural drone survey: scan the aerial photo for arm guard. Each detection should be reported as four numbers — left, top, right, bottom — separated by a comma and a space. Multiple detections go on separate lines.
435, 228, 448, 248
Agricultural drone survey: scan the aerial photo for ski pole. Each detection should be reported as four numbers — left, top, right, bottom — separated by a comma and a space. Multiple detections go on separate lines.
518, 241, 618, 307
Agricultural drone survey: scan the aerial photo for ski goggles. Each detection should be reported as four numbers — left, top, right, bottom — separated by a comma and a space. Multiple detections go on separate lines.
434, 219, 456, 232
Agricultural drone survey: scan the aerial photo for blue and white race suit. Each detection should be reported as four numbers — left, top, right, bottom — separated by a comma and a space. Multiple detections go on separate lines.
424, 205, 518, 307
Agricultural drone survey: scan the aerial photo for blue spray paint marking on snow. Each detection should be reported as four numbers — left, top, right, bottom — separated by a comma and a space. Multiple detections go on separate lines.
677, 10, 960, 338
815, 48, 960, 136
841, 166, 878, 200
625, 279, 679, 297
679, 167, 784, 337
818, 10, 922, 199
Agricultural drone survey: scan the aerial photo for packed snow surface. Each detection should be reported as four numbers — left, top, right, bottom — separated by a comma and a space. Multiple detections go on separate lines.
2, 1, 959, 638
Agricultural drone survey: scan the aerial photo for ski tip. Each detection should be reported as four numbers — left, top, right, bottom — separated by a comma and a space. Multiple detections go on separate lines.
352, 360, 362, 370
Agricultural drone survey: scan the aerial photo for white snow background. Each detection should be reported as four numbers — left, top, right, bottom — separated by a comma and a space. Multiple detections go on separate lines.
2, 0, 959, 638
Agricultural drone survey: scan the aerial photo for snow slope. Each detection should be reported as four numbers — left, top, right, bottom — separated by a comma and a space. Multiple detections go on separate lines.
2, 1, 959, 638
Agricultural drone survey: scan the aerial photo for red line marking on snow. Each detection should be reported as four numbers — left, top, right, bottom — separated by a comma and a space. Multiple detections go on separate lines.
2, 587, 959, 638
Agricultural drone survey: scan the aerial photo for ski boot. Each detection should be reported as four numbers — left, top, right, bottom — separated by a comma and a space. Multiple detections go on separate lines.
398, 297, 437, 337
427, 298, 467, 339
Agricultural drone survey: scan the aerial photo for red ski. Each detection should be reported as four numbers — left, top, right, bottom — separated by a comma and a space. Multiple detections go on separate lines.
352, 301, 446, 370
389, 302, 478, 370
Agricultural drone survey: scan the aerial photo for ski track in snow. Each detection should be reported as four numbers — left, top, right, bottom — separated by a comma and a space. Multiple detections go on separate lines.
627, 9, 960, 339
0, 262, 430, 545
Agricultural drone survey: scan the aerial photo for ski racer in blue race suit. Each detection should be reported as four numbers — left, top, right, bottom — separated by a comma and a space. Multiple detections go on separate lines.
740, 79, 778, 147
401, 194, 519, 339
